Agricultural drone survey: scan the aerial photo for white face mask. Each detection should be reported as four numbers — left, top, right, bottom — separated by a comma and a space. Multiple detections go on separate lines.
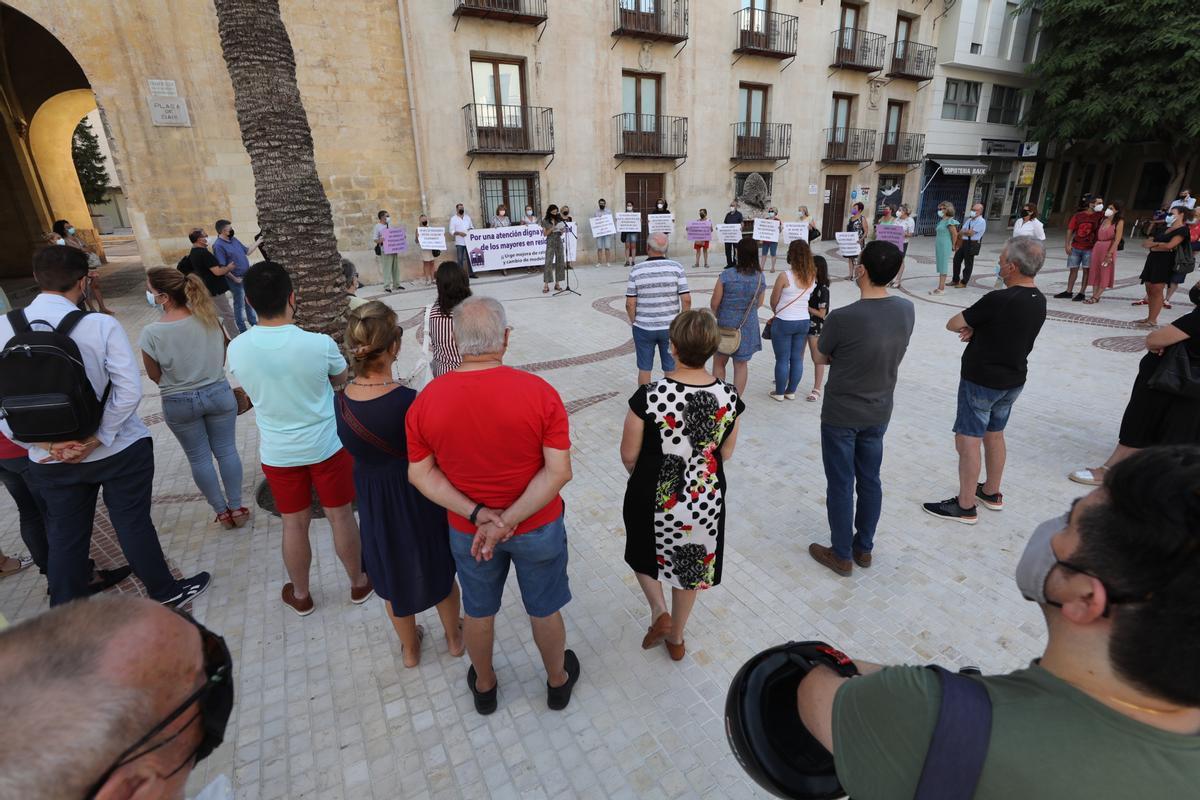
1168, 214, 1179, 226
627, 205, 633, 211
385, 216, 391, 223
966, 211, 976, 219
1093, 204, 1104, 212
797, 211, 806, 218
146, 290, 160, 308
937, 210, 946, 218
1104, 208, 1115, 218
768, 211, 776, 218
526, 209, 533, 216
656, 203, 664, 210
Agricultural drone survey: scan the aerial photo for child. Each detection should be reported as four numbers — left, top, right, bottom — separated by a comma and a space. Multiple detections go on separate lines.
806, 255, 830, 402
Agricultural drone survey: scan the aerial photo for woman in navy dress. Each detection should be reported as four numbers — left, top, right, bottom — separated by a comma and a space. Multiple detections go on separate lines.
336, 301, 463, 667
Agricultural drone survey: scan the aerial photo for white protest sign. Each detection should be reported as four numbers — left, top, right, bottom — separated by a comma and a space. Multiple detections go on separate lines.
808, 183, 819, 195
647, 213, 675, 235
616, 212, 642, 233
835, 232, 862, 257
753, 218, 781, 243
782, 222, 808, 244
564, 222, 579, 262
416, 226, 447, 251
465, 224, 545, 272
589, 214, 617, 239
381, 227, 407, 255
716, 224, 743, 244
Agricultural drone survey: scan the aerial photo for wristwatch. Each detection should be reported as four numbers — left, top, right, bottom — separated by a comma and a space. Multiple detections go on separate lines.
469, 503, 485, 526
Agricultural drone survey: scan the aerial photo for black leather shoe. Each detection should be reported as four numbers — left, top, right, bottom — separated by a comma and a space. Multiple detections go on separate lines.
467, 665, 498, 715
547, 649, 580, 711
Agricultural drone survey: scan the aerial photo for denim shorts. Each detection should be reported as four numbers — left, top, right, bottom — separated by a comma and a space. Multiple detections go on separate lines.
761, 241, 778, 257
1066, 247, 1093, 268
953, 378, 1024, 437
632, 325, 675, 372
449, 514, 571, 618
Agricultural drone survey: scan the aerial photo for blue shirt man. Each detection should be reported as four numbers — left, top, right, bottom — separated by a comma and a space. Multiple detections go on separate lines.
212, 219, 261, 331
952, 203, 987, 287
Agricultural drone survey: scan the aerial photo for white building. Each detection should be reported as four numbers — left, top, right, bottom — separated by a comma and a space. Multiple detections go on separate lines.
915, 0, 1041, 233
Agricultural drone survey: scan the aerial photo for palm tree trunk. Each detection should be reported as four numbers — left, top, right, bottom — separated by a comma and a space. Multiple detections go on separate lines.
213, 0, 344, 339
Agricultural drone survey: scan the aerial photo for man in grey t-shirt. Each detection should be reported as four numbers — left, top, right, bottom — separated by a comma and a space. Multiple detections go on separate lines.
810, 241, 915, 577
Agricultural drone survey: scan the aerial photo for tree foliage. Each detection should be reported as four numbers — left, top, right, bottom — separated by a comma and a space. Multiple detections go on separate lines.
72, 119, 110, 205
1023, 0, 1200, 169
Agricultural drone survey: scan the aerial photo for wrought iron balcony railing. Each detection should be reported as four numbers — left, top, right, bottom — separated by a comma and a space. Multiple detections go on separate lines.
731, 122, 792, 161
830, 28, 887, 71
732, 8, 798, 59
887, 40, 937, 80
879, 131, 925, 163
823, 127, 877, 162
613, 113, 688, 159
612, 0, 688, 43
452, 0, 547, 24
463, 104, 555, 156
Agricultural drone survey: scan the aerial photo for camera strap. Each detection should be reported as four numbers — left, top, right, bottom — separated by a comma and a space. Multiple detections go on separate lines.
912, 666, 993, 800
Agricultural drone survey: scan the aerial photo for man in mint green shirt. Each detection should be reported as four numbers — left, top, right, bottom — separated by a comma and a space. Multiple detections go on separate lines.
795, 445, 1200, 798
227, 260, 374, 617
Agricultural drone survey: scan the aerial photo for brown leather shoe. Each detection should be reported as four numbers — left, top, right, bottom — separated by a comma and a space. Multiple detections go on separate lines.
351, 576, 375, 605
641, 612, 671, 650
853, 549, 872, 569
665, 639, 686, 661
282, 583, 315, 616
809, 544, 852, 577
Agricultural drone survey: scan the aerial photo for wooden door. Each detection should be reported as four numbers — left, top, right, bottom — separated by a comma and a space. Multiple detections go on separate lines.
741, 0, 771, 50
620, 0, 658, 35
822, 175, 848, 241
622, 72, 661, 156
625, 172, 664, 255
881, 101, 904, 161
736, 84, 768, 159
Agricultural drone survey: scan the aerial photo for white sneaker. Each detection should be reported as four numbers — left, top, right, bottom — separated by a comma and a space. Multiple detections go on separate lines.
784, 393, 796, 400
769, 392, 785, 402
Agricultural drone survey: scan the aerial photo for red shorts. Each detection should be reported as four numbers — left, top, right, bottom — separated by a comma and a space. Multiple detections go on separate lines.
261, 448, 355, 514
694, 241, 710, 250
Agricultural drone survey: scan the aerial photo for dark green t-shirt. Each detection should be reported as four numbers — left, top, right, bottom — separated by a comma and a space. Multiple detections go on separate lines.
833, 663, 1200, 799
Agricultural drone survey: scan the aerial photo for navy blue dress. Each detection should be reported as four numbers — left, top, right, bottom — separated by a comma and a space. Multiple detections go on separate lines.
335, 387, 455, 617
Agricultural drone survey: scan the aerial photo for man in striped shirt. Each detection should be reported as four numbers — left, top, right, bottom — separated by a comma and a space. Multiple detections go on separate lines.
626, 232, 691, 385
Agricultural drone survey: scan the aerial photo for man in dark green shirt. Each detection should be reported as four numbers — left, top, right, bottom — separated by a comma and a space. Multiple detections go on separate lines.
796, 445, 1200, 799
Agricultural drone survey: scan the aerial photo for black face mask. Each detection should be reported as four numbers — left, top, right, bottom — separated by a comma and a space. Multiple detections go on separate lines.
225, 228, 235, 239
86, 612, 233, 798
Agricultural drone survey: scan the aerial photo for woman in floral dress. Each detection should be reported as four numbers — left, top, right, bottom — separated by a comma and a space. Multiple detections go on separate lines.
621, 309, 745, 661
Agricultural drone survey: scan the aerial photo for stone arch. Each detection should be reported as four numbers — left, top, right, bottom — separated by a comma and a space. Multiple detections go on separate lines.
28, 88, 95, 238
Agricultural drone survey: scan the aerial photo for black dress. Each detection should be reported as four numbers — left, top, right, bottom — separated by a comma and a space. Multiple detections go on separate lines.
1139, 224, 1188, 284
808, 283, 830, 337
1118, 309, 1200, 448
623, 379, 744, 590
335, 387, 455, 617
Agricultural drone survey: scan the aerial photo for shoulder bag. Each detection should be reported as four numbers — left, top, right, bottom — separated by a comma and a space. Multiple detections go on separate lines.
404, 304, 433, 391
762, 280, 806, 341
1174, 239, 1196, 275
1147, 341, 1200, 399
717, 274, 764, 356
336, 392, 407, 459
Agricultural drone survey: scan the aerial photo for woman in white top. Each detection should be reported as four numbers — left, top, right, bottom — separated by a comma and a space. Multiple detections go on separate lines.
140, 268, 247, 529
767, 240, 817, 401
1013, 204, 1046, 240
797, 206, 820, 241
892, 204, 917, 288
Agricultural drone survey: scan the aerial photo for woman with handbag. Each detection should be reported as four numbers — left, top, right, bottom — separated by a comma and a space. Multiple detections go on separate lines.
428, 261, 472, 377
1069, 284, 1200, 485
1164, 206, 1197, 309
711, 237, 766, 394
337, 301, 464, 667
1134, 207, 1190, 327
766, 240, 816, 401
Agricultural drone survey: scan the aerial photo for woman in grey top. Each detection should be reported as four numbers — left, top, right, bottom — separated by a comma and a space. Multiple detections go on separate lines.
140, 268, 247, 529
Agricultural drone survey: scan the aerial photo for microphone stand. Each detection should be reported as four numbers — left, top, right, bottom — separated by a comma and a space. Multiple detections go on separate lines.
554, 222, 582, 297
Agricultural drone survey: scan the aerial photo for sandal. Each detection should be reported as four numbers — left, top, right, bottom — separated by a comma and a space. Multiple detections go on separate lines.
0, 554, 33, 578
1068, 466, 1107, 486
1083, 297, 1099, 304
1164, 301, 1173, 309
402, 625, 425, 668
806, 388, 822, 402
1131, 299, 1148, 306
230, 507, 251, 528
216, 509, 236, 530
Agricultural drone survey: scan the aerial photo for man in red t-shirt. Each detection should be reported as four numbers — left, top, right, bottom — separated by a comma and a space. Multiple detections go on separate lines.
407, 296, 579, 715
1055, 196, 1105, 301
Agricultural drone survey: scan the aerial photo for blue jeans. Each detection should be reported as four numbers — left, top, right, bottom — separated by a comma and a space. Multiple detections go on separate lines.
770, 318, 810, 394
28, 438, 180, 605
162, 380, 243, 514
821, 422, 888, 561
632, 326, 675, 373
448, 514, 571, 618
226, 278, 257, 332
1066, 248, 1092, 268
953, 378, 1023, 438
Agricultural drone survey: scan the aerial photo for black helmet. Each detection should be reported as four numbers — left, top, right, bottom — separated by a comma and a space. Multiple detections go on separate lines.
725, 641, 859, 800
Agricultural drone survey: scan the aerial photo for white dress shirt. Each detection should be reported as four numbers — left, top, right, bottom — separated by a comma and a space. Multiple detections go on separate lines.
1012, 217, 1046, 240
448, 213, 473, 242
0, 293, 149, 463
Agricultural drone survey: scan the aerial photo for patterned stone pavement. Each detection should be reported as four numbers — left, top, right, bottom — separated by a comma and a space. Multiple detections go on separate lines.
0, 232, 1189, 799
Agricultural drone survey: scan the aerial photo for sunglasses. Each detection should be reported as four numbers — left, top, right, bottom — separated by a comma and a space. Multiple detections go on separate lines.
85, 611, 234, 798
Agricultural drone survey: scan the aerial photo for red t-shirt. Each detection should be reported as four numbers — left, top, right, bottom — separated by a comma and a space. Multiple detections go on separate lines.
1069, 211, 1103, 250
406, 366, 571, 535
0, 433, 27, 459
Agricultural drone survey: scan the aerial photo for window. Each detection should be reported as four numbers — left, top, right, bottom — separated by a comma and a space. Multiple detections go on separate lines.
941, 79, 981, 121
830, 94, 853, 135
894, 15, 912, 60
479, 172, 540, 223
971, 0, 990, 50
471, 56, 526, 129
738, 83, 768, 128
735, 172, 773, 198
884, 101, 904, 142
999, 2, 1019, 58
987, 85, 1021, 125
1022, 9, 1042, 62
622, 71, 661, 132
743, 0, 770, 33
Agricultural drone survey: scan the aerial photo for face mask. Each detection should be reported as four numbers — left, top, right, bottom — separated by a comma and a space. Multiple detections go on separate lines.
1093, 204, 1104, 213
798, 211, 806, 218
700, 212, 707, 218
966, 211, 976, 219
937, 210, 946, 218
55, 238, 66, 246
1168, 215, 1179, 226
226, 228, 235, 239
456, 208, 464, 215
627, 205, 633, 211
1023, 209, 1034, 218
1104, 208, 1115, 218
657, 203, 664, 210
146, 290, 159, 307
599, 203, 606, 209
768, 211, 776, 218
526, 209, 533, 216
730, 206, 736, 212
385, 216, 391, 223
1016, 514, 1068, 604
67, 226, 76, 235
419, 220, 428, 227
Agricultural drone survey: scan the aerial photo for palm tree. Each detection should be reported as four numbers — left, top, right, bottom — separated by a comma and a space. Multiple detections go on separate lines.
213, 0, 344, 338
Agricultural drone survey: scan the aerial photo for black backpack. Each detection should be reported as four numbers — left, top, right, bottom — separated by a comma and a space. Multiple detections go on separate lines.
0, 309, 111, 442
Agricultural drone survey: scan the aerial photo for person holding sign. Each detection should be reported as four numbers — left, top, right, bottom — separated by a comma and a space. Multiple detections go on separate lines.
691, 209, 712, 269
758, 208, 783, 273
621, 202, 640, 267
893, 205, 916, 288
542, 205, 568, 293
417, 215, 437, 286
724, 202, 745, 268
594, 200, 614, 267
844, 203, 870, 280
374, 210, 403, 293
449, 203, 475, 279
490, 204, 511, 276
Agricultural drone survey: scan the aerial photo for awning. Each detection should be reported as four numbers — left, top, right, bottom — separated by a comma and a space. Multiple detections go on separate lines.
933, 158, 989, 176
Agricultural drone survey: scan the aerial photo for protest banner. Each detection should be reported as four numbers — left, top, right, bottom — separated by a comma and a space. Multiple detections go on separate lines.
686, 220, 713, 242
647, 213, 675, 235
716, 224, 743, 244
589, 214, 616, 239
616, 212, 642, 233
416, 226, 446, 251
835, 231, 861, 257
381, 227, 407, 255
875, 224, 906, 249
465, 224, 544, 273
753, 218, 781, 242
782, 222, 808, 244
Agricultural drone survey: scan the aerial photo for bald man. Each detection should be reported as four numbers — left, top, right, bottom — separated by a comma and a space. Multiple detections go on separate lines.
626, 232, 692, 385
0, 596, 233, 799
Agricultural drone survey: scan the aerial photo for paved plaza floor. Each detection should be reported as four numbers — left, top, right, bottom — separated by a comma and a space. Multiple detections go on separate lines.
0, 231, 1183, 799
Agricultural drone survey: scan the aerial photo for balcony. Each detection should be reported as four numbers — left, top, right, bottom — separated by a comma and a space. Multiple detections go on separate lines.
823, 127, 877, 162
732, 8, 798, 59
612, 0, 688, 44
830, 28, 887, 71
887, 40, 937, 80
731, 122, 791, 161
879, 132, 925, 164
613, 114, 688, 159
463, 104, 555, 156
452, 0, 547, 25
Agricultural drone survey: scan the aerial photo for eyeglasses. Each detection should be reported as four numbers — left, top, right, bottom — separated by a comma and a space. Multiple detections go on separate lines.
85, 611, 233, 799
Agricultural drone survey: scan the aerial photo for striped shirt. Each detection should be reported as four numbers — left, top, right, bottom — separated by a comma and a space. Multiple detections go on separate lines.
626, 258, 690, 331
428, 303, 461, 377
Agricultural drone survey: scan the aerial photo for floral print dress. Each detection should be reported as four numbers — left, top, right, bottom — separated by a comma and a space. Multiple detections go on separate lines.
623, 378, 744, 590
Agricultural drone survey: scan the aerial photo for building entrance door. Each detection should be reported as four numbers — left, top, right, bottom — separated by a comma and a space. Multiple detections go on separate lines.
822, 175, 848, 241
625, 172, 664, 256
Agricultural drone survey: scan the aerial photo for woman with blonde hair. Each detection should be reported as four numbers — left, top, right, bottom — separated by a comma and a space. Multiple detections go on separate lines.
335, 301, 463, 667
621, 309, 744, 661
140, 267, 247, 529
767, 240, 817, 401
932, 201, 960, 295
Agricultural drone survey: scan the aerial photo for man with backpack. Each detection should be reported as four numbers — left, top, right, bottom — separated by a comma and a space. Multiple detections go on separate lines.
178, 227, 239, 338
0, 246, 210, 607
